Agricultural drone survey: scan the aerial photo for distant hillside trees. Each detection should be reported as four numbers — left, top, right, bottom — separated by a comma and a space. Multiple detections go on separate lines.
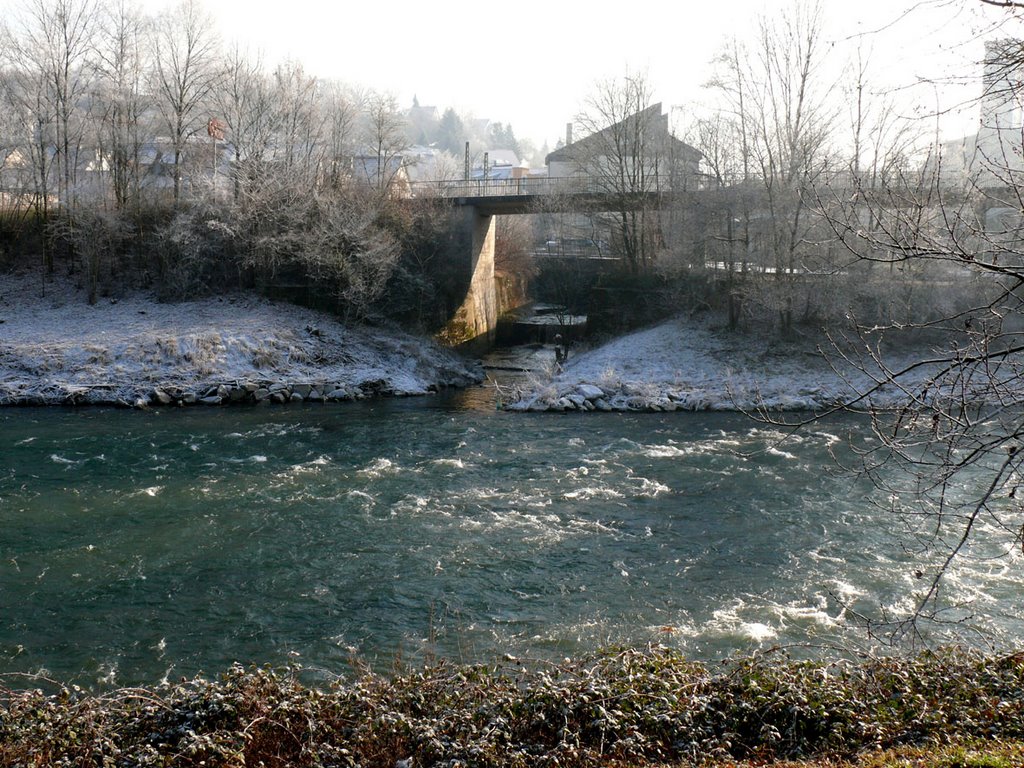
487, 122, 521, 158
409, 105, 536, 169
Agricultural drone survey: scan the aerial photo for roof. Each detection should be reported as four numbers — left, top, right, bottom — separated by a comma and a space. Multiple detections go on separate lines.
483, 149, 520, 167
471, 166, 515, 180
546, 103, 700, 165
409, 104, 439, 121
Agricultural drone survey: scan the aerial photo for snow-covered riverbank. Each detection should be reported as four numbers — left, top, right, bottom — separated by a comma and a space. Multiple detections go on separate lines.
0, 273, 965, 413
504, 313, 934, 413
0, 274, 481, 407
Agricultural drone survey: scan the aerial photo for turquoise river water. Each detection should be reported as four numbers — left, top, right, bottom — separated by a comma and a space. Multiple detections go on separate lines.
1, 390, 1021, 687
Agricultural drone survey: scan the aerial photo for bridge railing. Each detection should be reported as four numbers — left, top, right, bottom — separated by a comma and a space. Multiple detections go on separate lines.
408, 175, 721, 200
408, 177, 598, 199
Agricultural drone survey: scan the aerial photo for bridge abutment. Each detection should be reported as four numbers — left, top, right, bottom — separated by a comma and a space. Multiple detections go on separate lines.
440, 206, 497, 351
430, 181, 690, 352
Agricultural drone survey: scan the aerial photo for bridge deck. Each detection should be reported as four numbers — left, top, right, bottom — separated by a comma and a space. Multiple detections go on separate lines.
410, 177, 704, 215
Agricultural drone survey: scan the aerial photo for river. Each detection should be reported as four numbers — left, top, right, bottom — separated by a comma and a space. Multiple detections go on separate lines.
1, 387, 1020, 687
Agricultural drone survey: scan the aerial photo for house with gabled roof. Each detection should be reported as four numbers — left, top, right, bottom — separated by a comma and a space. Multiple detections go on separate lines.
545, 103, 701, 188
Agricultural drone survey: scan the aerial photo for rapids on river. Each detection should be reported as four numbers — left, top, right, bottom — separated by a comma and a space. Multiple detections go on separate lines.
1, 386, 1021, 686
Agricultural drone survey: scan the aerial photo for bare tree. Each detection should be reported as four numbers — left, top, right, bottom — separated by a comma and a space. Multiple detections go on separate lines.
845, 45, 922, 191
0, 64, 49, 256
320, 80, 359, 191
758, 10, 1024, 644
494, 214, 537, 279
216, 46, 277, 201
810, 41, 937, 330
0, 0, 96, 272
753, 2, 836, 333
271, 59, 323, 184
0, 52, 52, 230
428, 150, 464, 183
707, 3, 837, 334
360, 90, 409, 195
567, 72, 665, 274
23, 0, 96, 210
692, 36, 768, 329
150, 0, 220, 206
0, 74, 25, 206
94, 0, 151, 212
685, 5, 1024, 646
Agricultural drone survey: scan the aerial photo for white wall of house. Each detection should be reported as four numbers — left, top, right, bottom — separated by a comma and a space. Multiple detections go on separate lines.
935, 40, 1024, 189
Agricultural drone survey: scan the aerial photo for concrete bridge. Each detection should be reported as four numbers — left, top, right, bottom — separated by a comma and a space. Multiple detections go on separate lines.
411, 177, 692, 214
411, 177, 698, 349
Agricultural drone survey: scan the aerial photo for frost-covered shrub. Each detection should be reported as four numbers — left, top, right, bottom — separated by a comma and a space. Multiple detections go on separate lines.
150, 181, 406, 323
3, 647, 1024, 767
597, 366, 620, 391
157, 201, 241, 299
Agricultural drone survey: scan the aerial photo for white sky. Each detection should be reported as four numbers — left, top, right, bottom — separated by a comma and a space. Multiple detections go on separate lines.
8, 0, 1024, 147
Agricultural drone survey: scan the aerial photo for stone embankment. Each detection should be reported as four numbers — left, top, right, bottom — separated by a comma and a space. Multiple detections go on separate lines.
505, 382, 721, 413
503, 379, 845, 413
144, 378, 430, 409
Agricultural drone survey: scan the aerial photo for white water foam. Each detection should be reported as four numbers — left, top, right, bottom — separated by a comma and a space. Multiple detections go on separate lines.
636, 477, 671, 497
225, 454, 268, 464
127, 486, 164, 498
431, 458, 466, 469
644, 444, 692, 458
740, 622, 778, 642
564, 487, 624, 501
358, 457, 399, 477
277, 455, 332, 480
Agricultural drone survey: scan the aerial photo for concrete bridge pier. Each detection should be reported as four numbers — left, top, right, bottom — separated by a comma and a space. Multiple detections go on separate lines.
441, 206, 497, 351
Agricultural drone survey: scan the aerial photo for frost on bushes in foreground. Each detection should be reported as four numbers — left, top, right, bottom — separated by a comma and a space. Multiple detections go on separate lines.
3, 647, 1024, 767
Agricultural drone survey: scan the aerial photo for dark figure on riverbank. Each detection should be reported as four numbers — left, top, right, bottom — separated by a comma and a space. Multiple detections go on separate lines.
554, 334, 569, 368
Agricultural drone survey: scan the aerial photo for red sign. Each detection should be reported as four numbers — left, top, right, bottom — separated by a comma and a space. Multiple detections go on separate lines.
207, 117, 226, 140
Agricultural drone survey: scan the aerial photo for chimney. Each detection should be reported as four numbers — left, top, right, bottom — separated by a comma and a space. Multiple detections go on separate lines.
566, 122, 573, 146
464, 141, 470, 180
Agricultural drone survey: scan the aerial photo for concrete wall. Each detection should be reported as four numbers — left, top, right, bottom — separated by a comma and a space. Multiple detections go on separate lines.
494, 268, 530, 317
438, 206, 497, 351
547, 160, 580, 180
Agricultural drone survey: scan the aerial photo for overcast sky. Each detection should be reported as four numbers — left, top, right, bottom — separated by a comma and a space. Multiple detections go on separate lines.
7, 0, 1024, 147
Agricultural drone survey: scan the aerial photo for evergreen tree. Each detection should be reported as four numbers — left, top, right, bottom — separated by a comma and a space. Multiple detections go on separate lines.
487, 122, 522, 157
437, 107, 466, 155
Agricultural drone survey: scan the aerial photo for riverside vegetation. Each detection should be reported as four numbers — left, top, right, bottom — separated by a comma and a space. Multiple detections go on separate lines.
2, 646, 1024, 767
6, 3, 1024, 764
